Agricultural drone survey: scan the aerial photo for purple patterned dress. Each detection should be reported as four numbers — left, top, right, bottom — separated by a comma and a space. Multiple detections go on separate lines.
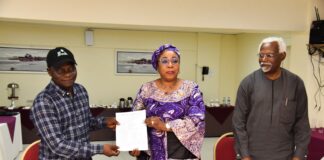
133, 80, 205, 160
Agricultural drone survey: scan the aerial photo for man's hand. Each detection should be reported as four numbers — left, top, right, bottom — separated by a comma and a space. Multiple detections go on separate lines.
106, 117, 118, 130
103, 144, 120, 157
242, 156, 252, 160
292, 156, 301, 160
129, 149, 141, 157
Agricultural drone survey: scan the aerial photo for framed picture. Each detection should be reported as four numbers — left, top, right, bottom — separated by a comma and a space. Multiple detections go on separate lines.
0, 46, 49, 72
116, 50, 157, 74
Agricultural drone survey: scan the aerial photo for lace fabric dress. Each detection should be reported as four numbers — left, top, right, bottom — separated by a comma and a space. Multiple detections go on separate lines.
133, 80, 205, 160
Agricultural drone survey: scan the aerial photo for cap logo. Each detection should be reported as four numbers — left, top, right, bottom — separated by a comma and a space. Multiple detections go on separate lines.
57, 49, 68, 57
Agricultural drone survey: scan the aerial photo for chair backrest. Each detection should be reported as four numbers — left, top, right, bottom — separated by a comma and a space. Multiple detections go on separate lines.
20, 140, 40, 160
214, 132, 236, 160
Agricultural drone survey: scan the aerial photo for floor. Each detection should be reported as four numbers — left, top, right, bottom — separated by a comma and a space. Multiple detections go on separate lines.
16, 137, 217, 160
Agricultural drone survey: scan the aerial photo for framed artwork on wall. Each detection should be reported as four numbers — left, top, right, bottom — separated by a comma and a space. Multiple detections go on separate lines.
0, 46, 49, 72
116, 50, 156, 75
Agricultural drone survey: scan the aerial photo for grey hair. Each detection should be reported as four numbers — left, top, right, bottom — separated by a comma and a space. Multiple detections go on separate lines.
258, 37, 287, 54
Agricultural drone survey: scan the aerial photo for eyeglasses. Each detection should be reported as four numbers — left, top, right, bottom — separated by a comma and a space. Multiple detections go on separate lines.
257, 53, 276, 59
158, 57, 180, 65
53, 66, 76, 76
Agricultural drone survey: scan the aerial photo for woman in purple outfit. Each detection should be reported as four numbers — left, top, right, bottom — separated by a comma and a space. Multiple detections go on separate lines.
130, 44, 205, 160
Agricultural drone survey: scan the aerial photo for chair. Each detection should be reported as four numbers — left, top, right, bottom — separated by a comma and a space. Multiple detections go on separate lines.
214, 132, 236, 160
20, 140, 40, 160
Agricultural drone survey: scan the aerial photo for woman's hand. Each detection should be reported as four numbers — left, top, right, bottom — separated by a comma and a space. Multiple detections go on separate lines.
129, 149, 141, 157
145, 116, 168, 132
106, 117, 119, 130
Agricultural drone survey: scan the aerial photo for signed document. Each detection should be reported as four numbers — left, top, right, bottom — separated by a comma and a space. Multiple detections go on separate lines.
116, 110, 148, 151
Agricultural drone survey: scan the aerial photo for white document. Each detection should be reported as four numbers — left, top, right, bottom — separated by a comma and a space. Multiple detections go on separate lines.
116, 110, 148, 151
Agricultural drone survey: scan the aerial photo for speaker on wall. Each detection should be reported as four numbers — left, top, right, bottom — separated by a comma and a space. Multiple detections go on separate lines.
85, 29, 94, 46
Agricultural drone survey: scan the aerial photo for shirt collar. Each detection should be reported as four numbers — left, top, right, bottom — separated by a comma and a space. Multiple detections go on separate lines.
49, 80, 75, 97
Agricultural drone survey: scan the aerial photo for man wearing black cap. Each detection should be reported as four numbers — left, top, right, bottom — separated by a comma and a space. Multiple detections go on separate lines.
30, 47, 120, 159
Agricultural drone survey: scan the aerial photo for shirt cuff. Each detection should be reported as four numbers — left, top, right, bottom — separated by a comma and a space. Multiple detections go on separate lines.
99, 117, 106, 128
238, 147, 250, 159
91, 144, 104, 155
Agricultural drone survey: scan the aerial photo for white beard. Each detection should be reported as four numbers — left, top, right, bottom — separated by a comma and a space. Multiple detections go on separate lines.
260, 62, 272, 73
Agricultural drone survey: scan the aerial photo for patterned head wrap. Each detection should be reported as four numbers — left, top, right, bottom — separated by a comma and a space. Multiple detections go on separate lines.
151, 44, 180, 70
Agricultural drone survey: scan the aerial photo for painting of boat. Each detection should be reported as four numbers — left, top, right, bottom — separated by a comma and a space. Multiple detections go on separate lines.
116, 51, 156, 74
0, 47, 49, 72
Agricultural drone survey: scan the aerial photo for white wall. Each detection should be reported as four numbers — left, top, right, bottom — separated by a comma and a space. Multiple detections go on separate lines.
0, 21, 235, 107
219, 35, 237, 102
0, 0, 308, 32
196, 33, 221, 103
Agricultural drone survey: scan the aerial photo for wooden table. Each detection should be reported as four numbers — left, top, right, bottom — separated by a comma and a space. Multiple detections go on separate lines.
0, 106, 234, 144
205, 106, 234, 137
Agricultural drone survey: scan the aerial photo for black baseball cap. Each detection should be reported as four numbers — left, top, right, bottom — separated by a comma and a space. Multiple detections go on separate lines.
46, 47, 77, 68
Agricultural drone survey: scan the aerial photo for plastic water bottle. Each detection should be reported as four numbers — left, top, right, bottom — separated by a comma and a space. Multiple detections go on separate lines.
227, 97, 231, 106
222, 97, 226, 106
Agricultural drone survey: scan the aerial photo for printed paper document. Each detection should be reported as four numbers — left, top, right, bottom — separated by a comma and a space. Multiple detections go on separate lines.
116, 110, 148, 151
